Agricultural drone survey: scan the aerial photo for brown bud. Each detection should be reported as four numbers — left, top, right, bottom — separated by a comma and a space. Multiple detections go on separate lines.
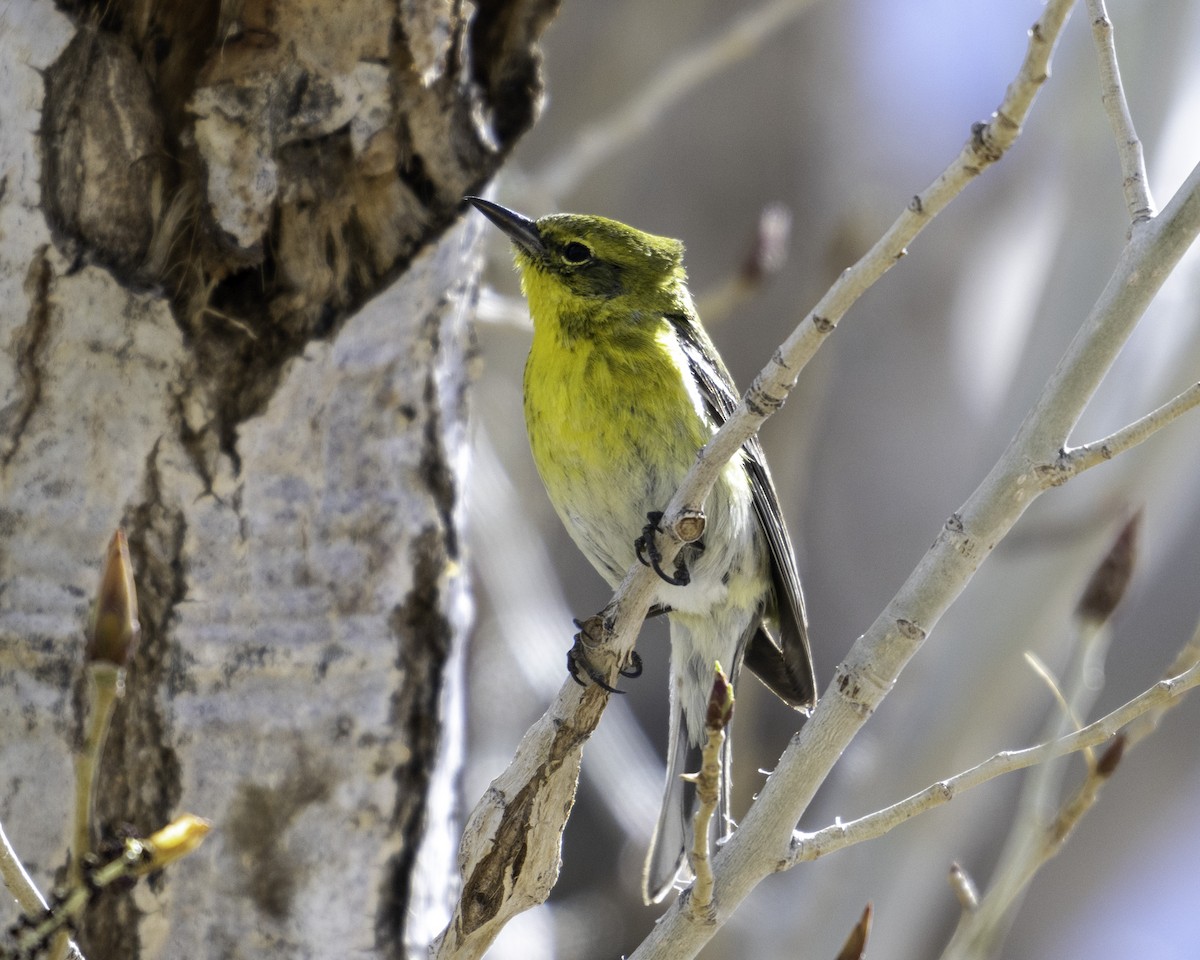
834, 903, 873, 960
705, 662, 735, 731
1096, 734, 1126, 778
87, 530, 140, 666
1077, 512, 1141, 623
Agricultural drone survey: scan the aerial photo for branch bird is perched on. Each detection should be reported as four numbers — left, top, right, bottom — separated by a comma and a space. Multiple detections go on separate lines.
467, 197, 817, 904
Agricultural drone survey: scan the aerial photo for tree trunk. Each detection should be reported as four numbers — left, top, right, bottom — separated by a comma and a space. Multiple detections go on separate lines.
0, 1, 557, 957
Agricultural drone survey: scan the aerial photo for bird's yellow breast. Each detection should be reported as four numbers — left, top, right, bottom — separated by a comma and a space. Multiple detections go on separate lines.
522, 312, 714, 582
525, 318, 706, 479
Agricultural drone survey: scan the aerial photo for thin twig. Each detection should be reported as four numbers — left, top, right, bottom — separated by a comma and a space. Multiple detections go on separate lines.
71, 667, 122, 886
1124, 619, 1200, 746
942, 586, 1122, 956
787, 657, 1200, 867
933, 526, 1150, 960
941, 736, 1126, 960
939, 611, 1189, 960
686, 726, 724, 914
659, 0, 1081, 527
1086, 0, 1156, 223
1023, 651, 1090, 762
7, 817, 209, 960
1044, 381, 1200, 481
0, 819, 48, 917
687, 667, 734, 914
533, 0, 819, 199
0, 823, 87, 960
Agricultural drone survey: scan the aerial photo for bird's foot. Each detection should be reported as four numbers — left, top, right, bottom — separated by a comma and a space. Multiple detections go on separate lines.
568, 616, 643, 692
635, 511, 692, 586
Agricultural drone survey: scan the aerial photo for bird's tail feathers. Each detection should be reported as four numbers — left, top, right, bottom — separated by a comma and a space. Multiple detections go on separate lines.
642, 647, 735, 904
642, 677, 692, 904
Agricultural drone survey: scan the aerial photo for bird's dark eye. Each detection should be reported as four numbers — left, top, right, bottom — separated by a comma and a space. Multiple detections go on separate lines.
562, 241, 592, 264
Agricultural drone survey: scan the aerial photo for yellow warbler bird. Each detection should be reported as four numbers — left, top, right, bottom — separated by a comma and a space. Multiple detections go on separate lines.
467, 197, 817, 903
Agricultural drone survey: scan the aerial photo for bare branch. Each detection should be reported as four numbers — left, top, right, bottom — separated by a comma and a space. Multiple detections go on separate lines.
941, 740, 1127, 959
1040, 381, 1200, 482
432, 675, 612, 960
786, 657, 1199, 868
1086, 0, 1156, 223
939, 622, 1200, 960
687, 667, 735, 914
1125, 618, 1200, 746
674, 0, 1080, 520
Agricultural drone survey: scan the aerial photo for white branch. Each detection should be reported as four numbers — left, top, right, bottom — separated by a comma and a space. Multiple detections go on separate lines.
1086, 0, 1156, 223
788, 655, 1200, 866
1042, 380, 1200, 482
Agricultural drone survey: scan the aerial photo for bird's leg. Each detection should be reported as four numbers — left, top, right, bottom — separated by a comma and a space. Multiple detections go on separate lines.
634, 511, 664, 568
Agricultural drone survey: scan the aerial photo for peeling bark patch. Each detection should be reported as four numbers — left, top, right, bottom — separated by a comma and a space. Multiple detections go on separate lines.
377, 528, 453, 955
1, 247, 54, 469
40, 28, 167, 278
226, 755, 335, 920
77, 443, 187, 957
458, 706, 589, 935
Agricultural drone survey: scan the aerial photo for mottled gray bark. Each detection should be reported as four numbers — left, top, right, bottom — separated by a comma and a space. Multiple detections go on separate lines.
0, 1, 557, 957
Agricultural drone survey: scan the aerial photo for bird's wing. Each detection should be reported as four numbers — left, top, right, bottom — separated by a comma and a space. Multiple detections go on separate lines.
666, 313, 817, 710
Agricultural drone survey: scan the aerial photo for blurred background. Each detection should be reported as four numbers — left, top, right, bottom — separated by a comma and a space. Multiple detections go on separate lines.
463, 0, 1200, 957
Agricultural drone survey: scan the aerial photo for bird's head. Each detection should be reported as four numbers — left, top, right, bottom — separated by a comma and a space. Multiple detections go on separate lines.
467, 197, 689, 333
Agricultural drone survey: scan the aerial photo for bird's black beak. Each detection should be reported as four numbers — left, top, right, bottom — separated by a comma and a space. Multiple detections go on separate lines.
465, 197, 545, 258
